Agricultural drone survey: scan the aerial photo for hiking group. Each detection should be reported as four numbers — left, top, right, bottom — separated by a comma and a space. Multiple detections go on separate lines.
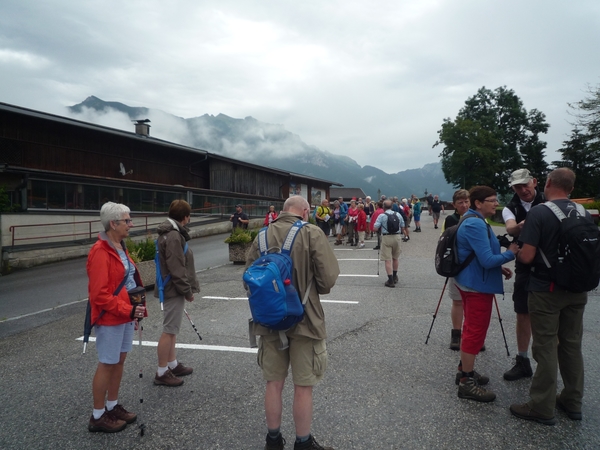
84, 167, 596, 450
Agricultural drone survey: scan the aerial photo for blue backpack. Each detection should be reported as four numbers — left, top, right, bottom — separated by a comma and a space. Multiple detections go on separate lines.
155, 239, 188, 310
243, 220, 310, 332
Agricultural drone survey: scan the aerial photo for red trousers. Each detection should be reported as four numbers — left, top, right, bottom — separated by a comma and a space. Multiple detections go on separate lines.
457, 287, 493, 355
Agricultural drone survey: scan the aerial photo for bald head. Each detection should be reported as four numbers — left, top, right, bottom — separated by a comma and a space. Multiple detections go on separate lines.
283, 196, 309, 216
383, 200, 393, 210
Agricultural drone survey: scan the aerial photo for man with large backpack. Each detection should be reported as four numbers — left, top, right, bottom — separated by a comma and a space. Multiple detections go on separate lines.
372, 199, 405, 288
245, 196, 339, 450
502, 169, 545, 381
510, 168, 595, 425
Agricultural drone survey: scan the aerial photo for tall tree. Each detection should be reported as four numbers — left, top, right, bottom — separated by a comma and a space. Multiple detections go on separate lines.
435, 86, 549, 195
553, 128, 600, 198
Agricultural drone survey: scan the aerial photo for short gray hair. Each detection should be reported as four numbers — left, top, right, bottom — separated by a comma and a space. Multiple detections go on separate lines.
100, 202, 130, 231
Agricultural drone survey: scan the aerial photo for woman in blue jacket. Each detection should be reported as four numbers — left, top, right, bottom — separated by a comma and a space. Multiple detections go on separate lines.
454, 186, 519, 403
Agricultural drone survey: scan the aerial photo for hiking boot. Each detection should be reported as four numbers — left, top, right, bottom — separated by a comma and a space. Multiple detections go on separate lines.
509, 403, 556, 425
384, 280, 395, 288
293, 435, 334, 450
265, 433, 286, 450
503, 355, 533, 381
373, 246, 380, 250
334, 240, 342, 246
455, 370, 489, 386
393, 274, 399, 283
449, 329, 461, 351
170, 362, 193, 377
556, 394, 582, 420
458, 378, 496, 402
106, 404, 137, 424
88, 412, 127, 433
154, 368, 184, 386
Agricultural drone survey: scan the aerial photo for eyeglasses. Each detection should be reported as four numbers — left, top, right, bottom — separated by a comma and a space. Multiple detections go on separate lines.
483, 199, 499, 204
115, 219, 133, 225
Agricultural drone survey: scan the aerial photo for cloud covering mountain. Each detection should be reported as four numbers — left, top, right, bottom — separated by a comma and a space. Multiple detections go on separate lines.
67, 96, 455, 199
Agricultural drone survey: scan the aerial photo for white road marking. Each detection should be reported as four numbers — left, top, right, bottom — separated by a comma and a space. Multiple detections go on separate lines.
337, 259, 378, 261
3, 298, 88, 322
338, 274, 379, 277
203, 296, 358, 304
76, 336, 257, 354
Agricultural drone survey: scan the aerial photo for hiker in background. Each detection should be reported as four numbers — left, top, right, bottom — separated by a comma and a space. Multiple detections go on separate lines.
442, 189, 470, 351
364, 196, 375, 239
230, 204, 249, 229
372, 199, 404, 287
315, 199, 332, 238
412, 197, 422, 232
431, 195, 444, 229
346, 199, 359, 246
332, 200, 344, 246
264, 205, 278, 226
427, 193, 434, 215
154, 200, 200, 387
337, 197, 348, 238
371, 201, 384, 250
87, 202, 146, 433
401, 198, 411, 242
454, 187, 519, 403
356, 203, 367, 248
502, 168, 545, 382
246, 196, 339, 450
510, 168, 590, 425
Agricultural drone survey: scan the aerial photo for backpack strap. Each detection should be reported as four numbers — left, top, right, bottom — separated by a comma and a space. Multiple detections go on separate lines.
257, 227, 269, 256
454, 214, 489, 271
538, 201, 586, 269
156, 239, 189, 310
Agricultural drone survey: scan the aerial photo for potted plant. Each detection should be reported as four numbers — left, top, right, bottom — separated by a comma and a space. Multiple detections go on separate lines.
125, 237, 156, 287
224, 227, 259, 264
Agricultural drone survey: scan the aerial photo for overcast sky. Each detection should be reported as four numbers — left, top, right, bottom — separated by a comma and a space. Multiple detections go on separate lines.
1, 0, 599, 173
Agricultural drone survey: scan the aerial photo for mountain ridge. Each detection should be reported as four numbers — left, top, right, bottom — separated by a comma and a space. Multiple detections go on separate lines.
68, 96, 455, 199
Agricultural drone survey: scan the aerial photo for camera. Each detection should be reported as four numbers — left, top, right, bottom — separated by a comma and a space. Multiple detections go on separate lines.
496, 233, 513, 249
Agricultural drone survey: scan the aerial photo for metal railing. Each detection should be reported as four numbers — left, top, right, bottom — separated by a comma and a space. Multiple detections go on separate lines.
7, 203, 274, 247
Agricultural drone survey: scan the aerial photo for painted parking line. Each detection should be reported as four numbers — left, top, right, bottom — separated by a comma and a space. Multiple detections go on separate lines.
202, 296, 358, 304
337, 258, 378, 261
338, 274, 379, 277
76, 336, 257, 354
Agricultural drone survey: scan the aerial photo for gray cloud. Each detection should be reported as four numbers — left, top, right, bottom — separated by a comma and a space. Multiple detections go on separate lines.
1, 0, 599, 172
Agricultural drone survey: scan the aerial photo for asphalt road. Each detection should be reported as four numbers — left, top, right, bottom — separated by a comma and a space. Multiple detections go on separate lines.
1, 215, 599, 449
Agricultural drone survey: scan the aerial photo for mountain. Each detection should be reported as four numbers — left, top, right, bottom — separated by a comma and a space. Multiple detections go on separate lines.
68, 96, 455, 199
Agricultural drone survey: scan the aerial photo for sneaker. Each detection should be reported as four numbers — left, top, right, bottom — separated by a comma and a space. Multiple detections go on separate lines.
556, 394, 582, 420
170, 362, 193, 377
393, 274, 399, 283
154, 368, 184, 386
458, 378, 496, 402
503, 355, 533, 381
88, 411, 127, 433
455, 370, 489, 386
373, 246, 380, 250
106, 404, 137, 424
434, 225, 438, 229
449, 329, 461, 351
384, 280, 395, 288
293, 435, 334, 450
334, 240, 342, 246
359, 243, 365, 248
265, 433, 286, 450
509, 403, 556, 425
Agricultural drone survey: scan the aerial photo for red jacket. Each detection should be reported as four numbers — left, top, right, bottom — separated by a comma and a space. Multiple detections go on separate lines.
87, 233, 145, 326
356, 210, 367, 232
370, 207, 384, 231
264, 211, 278, 226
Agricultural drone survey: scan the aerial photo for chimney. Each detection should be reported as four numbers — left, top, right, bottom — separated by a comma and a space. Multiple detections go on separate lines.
133, 119, 151, 136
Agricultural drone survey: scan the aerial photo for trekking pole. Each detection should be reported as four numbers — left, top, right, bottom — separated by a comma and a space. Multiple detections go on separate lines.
425, 277, 448, 344
493, 295, 510, 357
137, 320, 146, 436
184, 309, 203, 341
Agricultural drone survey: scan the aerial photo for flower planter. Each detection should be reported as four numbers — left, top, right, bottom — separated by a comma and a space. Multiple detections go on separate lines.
136, 259, 156, 287
228, 242, 252, 264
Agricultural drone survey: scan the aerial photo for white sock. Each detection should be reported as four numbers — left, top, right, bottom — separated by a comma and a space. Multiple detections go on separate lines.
157, 366, 168, 376
106, 399, 118, 411
168, 360, 178, 370
93, 408, 105, 420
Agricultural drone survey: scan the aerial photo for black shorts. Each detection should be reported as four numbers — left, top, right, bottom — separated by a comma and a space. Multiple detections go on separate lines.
512, 270, 529, 314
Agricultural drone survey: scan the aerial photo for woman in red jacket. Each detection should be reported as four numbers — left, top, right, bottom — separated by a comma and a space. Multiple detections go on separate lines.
264, 205, 278, 226
87, 202, 146, 433
356, 203, 367, 248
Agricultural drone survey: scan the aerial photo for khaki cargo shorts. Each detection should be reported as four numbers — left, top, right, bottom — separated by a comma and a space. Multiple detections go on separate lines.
257, 333, 328, 386
380, 234, 402, 260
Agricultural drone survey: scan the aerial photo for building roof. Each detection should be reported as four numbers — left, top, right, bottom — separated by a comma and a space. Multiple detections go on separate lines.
330, 187, 367, 200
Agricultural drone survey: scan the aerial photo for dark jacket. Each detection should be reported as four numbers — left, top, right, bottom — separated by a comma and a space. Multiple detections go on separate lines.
153, 219, 200, 300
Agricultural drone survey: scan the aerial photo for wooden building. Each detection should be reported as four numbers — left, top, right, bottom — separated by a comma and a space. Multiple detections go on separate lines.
0, 102, 340, 215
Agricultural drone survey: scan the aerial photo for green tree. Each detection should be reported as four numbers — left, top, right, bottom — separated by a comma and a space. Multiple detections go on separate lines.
435, 86, 549, 195
553, 128, 600, 197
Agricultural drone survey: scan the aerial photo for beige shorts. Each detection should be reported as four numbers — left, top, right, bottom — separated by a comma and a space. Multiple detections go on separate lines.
380, 234, 401, 260
257, 333, 328, 386
447, 279, 461, 301
163, 295, 185, 335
